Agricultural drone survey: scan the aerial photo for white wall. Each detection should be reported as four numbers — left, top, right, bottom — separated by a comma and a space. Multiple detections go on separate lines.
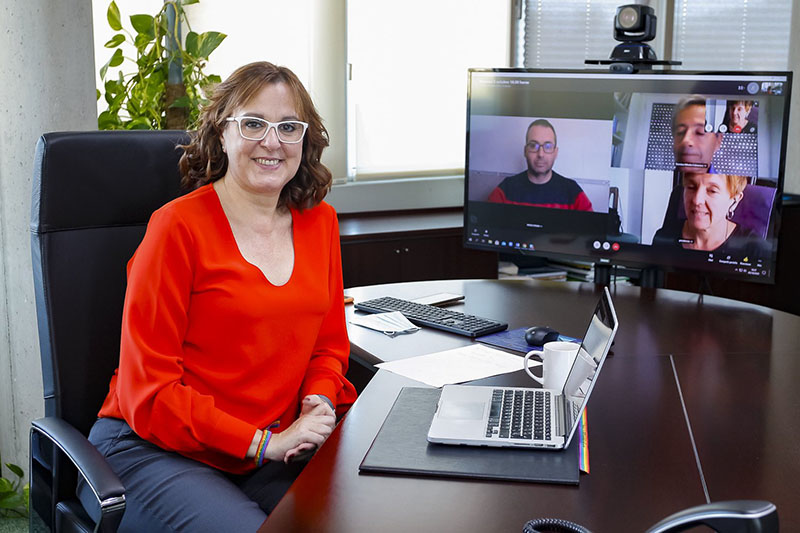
0, 0, 97, 472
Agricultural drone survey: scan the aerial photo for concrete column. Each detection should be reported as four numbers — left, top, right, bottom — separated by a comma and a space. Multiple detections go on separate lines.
309, 0, 347, 180
0, 0, 97, 472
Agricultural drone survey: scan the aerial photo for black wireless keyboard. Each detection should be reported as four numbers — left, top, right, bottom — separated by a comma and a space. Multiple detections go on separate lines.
354, 296, 508, 338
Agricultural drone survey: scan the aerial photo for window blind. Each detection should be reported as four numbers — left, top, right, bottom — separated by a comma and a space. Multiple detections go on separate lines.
523, 0, 621, 68
673, 0, 791, 70
523, 0, 791, 70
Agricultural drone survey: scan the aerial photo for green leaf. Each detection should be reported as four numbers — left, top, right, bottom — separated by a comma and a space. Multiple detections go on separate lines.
111, 92, 127, 109
197, 31, 226, 59
96, 88, 101, 101
169, 95, 190, 108
98, 110, 122, 130
109, 48, 124, 68
0, 478, 11, 492
5, 464, 23, 478
0, 489, 23, 508
134, 32, 154, 50
107, 1, 122, 31
128, 117, 154, 130
99, 48, 123, 80
131, 14, 155, 38
184, 31, 199, 57
104, 79, 124, 99
104, 33, 125, 48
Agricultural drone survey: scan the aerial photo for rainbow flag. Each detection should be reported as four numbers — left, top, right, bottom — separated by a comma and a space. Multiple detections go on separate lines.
578, 409, 590, 474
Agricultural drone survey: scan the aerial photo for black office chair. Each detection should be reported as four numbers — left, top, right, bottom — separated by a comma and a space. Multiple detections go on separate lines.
29, 130, 189, 533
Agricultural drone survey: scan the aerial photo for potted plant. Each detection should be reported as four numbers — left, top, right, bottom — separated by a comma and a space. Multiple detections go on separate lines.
97, 0, 226, 130
0, 460, 28, 521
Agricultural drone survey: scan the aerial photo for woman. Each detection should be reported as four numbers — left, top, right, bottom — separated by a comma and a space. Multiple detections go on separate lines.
654, 173, 760, 254
723, 100, 757, 134
79, 61, 357, 532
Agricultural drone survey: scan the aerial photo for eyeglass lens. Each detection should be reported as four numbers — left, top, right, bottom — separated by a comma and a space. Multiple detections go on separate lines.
238, 118, 306, 143
526, 141, 555, 153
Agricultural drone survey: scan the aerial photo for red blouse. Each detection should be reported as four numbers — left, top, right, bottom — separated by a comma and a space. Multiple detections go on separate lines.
98, 184, 356, 473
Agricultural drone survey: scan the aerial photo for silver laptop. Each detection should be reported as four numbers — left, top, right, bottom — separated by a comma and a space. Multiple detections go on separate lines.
427, 286, 618, 450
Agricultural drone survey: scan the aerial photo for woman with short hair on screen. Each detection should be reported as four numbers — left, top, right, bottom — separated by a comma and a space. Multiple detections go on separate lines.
680, 173, 747, 251
78, 61, 357, 532
723, 100, 758, 134
654, 173, 767, 258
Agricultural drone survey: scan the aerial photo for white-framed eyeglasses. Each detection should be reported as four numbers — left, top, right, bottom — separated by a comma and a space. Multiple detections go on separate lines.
226, 116, 309, 144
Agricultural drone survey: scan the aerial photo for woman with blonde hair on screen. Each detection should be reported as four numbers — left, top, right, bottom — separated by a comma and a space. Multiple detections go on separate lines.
654, 173, 769, 259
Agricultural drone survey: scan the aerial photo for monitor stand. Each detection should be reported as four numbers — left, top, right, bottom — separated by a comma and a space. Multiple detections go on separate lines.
594, 264, 664, 288
594, 264, 614, 286
639, 266, 664, 288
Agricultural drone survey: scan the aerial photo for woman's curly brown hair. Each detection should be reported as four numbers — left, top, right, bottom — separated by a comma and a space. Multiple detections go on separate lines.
179, 61, 331, 210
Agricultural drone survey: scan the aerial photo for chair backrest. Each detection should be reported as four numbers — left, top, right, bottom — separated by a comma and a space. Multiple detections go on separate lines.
31, 130, 189, 436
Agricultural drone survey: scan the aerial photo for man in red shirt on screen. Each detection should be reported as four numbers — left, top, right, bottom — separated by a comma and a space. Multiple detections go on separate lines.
487, 119, 593, 211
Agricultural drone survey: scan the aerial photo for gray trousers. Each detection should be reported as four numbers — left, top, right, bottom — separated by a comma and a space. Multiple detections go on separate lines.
77, 417, 305, 532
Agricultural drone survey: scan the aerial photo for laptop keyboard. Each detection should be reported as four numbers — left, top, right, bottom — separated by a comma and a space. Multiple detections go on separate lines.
486, 389, 551, 441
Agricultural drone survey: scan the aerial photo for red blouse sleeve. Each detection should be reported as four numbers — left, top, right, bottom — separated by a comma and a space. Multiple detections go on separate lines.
298, 209, 358, 413
114, 206, 256, 459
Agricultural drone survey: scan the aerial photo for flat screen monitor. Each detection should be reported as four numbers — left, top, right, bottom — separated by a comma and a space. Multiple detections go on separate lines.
463, 69, 792, 284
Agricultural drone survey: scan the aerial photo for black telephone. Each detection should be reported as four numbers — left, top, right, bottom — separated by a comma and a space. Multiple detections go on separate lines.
523, 500, 778, 533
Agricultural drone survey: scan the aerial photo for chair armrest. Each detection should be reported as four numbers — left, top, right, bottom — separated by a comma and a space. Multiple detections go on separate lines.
31, 417, 125, 511
646, 500, 778, 533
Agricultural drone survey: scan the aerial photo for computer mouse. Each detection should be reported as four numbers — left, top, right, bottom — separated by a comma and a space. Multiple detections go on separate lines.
524, 326, 560, 346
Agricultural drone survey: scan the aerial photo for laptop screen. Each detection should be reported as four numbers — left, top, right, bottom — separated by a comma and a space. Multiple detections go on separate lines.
562, 287, 618, 440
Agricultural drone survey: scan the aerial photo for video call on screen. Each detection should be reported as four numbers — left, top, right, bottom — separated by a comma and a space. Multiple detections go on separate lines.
464, 70, 791, 283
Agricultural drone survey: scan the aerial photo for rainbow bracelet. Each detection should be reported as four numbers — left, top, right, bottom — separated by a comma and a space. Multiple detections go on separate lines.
256, 430, 272, 468
254, 431, 268, 467
253, 432, 265, 466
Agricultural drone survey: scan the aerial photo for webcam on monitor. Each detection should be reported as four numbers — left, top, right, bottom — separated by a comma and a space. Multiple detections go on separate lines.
611, 4, 657, 62
585, 3, 680, 72
614, 5, 656, 42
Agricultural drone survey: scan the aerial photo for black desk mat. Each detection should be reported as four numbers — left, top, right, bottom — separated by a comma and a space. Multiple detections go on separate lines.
359, 387, 580, 485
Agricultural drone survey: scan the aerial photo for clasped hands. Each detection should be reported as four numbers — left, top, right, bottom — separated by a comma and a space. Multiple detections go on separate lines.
265, 395, 336, 464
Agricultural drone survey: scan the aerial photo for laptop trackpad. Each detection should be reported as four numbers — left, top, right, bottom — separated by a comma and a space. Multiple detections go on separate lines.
439, 401, 486, 420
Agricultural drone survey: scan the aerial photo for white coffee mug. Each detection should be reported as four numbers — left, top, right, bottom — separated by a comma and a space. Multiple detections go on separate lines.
563, 347, 598, 399
524, 341, 580, 391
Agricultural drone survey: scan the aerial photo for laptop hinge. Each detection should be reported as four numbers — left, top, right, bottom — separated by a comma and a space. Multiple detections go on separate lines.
555, 395, 566, 436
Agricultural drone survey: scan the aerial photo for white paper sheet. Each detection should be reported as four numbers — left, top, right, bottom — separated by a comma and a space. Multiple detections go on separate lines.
375, 344, 524, 388
349, 311, 420, 337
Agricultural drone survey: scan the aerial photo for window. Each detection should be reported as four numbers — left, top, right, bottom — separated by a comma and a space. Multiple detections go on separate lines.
346, 0, 511, 180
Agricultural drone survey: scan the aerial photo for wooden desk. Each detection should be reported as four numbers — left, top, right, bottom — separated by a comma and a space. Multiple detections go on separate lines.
260, 280, 800, 532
